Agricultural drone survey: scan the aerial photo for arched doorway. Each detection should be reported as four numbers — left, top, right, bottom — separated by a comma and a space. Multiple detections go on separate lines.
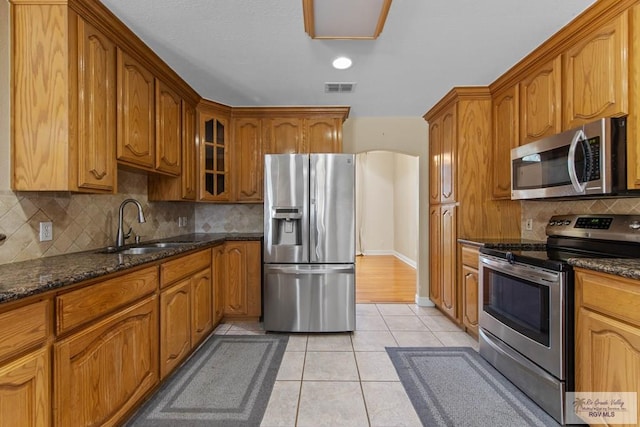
342, 117, 432, 307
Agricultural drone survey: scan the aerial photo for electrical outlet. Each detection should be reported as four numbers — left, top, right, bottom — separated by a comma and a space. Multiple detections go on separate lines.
178, 216, 188, 228
525, 218, 533, 231
39, 221, 53, 241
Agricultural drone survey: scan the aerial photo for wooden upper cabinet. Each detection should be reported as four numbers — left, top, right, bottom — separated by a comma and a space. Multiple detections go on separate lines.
519, 56, 562, 144
11, 6, 116, 193
234, 118, 264, 202
428, 116, 441, 205
199, 102, 232, 201
268, 118, 304, 154
630, 4, 640, 190
117, 48, 155, 169
306, 117, 342, 153
563, 11, 629, 129
155, 79, 182, 175
147, 100, 196, 201
182, 101, 197, 199
76, 18, 117, 193
491, 84, 519, 199
440, 105, 457, 204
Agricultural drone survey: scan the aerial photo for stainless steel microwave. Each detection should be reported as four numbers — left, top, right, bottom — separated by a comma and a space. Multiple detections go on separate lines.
511, 117, 628, 199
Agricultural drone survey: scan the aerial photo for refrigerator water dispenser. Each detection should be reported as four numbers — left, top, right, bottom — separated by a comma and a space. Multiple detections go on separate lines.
271, 207, 302, 246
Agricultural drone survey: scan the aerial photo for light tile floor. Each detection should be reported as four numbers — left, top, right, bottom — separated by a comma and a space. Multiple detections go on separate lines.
214, 303, 478, 427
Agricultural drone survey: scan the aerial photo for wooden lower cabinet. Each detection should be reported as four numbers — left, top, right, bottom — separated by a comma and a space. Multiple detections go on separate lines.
212, 241, 262, 321
0, 241, 259, 425
54, 296, 158, 427
159, 268, 213, 371
160, 279, 191, 379
460, 245, 479, 336
191, 268, 213, 345
0, 347, 50, 427
428, 206, 442, 307
159, 250, 213, 379
575, 268, 640, 426
428, 205, 457, 320
212, 245, 226, 324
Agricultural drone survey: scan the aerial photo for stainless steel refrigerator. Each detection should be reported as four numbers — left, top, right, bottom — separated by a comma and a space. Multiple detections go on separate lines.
263, 153, 355, 332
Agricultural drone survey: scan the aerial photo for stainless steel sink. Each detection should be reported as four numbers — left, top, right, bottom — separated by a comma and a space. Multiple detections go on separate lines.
140, 242, 191, 249
118, 247, 169, 255
98, 241, 193, 255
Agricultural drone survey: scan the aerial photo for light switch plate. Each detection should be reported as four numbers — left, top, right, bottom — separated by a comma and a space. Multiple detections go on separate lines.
525, 219, 533, 231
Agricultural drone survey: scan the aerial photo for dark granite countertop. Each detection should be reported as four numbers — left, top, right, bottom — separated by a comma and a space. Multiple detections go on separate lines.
457, 238, 547, 251
0, 233, 263, 305
458, 238, 640, 280
568, 258, 640, 281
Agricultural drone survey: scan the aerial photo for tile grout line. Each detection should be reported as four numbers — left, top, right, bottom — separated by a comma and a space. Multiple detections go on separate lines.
351, 331, 373, 427
293, 335, 308, 426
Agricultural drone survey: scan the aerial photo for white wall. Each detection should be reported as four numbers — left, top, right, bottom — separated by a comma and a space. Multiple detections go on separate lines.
343, 117, 431, 305
394, 152, 418, 264
356, 151, 418, 266
356, 152, 394, 254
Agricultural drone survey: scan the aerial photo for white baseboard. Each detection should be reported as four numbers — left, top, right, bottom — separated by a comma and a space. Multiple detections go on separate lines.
361, 249, 394, 256
415, 295, 435, 307
393, 251, 416, 269
360, 250, 417, 269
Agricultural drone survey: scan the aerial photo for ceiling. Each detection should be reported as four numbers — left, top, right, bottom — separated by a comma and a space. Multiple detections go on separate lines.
100, 0, 596, 118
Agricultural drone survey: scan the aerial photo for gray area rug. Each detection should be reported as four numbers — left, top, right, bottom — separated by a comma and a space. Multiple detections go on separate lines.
127, 334, 288, 426
387, 347, 559, 427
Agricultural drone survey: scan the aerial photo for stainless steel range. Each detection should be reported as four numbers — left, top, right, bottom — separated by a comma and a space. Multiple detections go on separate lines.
478, 214, 640, 424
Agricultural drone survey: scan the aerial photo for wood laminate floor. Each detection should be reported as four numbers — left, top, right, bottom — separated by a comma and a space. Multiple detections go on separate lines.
355, 255, 416, 303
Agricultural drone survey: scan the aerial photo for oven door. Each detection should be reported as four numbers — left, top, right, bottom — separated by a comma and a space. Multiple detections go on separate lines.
479, 254, 566, 380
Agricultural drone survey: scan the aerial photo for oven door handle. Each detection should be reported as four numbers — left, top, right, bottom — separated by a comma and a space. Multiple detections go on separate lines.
567, 128, 588, 194
480, 256, 560, 286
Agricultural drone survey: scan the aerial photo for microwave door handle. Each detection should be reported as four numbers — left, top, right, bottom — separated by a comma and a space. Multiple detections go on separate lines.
567, 129, 588, 194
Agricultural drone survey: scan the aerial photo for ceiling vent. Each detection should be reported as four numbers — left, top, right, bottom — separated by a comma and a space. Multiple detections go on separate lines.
324, 82, 356, 93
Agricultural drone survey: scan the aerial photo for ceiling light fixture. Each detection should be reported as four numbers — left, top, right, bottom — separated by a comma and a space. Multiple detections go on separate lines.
303, 0, 393, 40
332, 57, 353, 70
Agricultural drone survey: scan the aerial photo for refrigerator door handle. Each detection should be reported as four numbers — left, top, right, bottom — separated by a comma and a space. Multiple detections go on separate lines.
265, 265, 355, 274
310, 156, 326, 262
310, 196, 318, 261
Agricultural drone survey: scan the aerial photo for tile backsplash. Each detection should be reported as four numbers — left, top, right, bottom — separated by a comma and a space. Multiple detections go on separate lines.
195, 204, 263, 233
0, 170, 195, 264
521, 197, 640, 240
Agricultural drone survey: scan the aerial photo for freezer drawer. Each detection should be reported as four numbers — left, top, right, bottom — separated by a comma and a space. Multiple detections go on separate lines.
263, 264, 355, 332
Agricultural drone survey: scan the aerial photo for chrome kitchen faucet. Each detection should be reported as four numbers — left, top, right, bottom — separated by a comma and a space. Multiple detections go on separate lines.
115, 199, 146, 249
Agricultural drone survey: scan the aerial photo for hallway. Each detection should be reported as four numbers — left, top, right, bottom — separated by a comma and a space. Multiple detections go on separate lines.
355, 255, 416, 303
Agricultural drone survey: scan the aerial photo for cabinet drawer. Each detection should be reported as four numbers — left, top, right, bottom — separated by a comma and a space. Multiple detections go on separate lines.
56, 266, 158, 335
576, 269, 640, 327
160, 249, 211, 288
0, 300, 49, 361
461, 245, 479, 269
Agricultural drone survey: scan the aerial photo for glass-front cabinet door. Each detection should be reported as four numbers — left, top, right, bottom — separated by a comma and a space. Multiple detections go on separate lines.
200, 112, 230, 201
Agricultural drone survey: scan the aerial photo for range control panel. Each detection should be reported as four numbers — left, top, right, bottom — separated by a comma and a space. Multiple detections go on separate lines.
546, 214, 640, 242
